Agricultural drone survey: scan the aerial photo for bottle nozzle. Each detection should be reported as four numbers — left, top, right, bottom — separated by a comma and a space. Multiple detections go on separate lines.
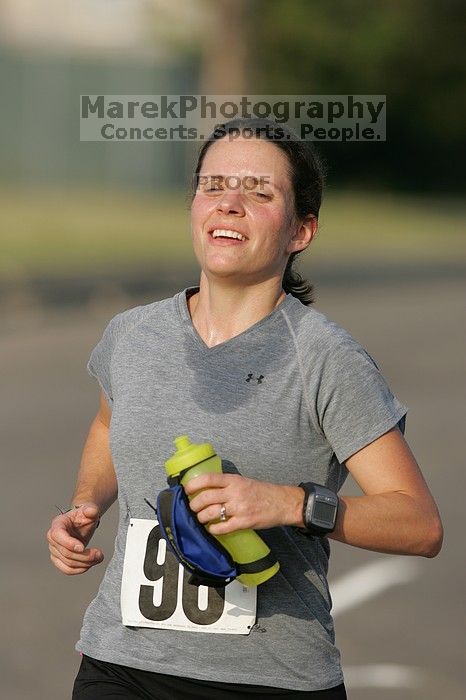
165, 435, 216, 477
174, 435, 191, 451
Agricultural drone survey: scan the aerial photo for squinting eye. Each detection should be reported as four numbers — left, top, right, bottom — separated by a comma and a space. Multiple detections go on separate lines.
251, 191, 271, 200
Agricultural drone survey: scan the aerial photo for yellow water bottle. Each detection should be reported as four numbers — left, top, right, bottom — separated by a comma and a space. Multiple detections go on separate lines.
164, 435, 279, 586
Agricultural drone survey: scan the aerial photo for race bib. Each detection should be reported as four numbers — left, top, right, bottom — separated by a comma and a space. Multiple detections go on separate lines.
121, 518, 257, 634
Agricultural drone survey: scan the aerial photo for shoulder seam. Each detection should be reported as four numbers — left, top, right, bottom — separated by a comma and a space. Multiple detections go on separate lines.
280, 307, 326, 440
108, 298, 166, 380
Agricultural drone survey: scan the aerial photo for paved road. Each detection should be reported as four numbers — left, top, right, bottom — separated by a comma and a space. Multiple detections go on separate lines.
1, 275, 464, 699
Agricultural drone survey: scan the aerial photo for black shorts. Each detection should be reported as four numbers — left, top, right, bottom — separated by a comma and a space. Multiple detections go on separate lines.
72, 655, 347, 700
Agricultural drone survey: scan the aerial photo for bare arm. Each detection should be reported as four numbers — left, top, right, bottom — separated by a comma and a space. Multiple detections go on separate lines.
71, 391, 118, 514
47, 392, 118, 574
327, 426, 444, 558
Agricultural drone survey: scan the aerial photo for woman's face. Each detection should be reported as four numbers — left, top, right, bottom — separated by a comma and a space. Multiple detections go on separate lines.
191, 136, 313, 285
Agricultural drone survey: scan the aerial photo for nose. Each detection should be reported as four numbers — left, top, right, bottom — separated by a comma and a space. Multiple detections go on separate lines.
217, 190, 245, 216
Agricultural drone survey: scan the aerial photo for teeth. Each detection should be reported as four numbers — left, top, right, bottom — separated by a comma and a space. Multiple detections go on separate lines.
212, 229, 245, 241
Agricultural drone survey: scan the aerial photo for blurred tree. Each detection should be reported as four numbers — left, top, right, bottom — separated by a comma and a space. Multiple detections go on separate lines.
145, 0, 252, 93
248, 0, 466, 191
199, 0, 252, 93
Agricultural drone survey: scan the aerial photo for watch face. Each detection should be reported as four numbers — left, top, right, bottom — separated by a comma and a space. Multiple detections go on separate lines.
313, 500, 336, 525
301, 483, 338, 534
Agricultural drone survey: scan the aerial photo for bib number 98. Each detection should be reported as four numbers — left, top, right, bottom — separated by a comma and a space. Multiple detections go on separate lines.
120, 518, 256, 634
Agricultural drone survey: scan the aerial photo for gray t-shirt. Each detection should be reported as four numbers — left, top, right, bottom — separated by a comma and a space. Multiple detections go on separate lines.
76, 286, 407, 692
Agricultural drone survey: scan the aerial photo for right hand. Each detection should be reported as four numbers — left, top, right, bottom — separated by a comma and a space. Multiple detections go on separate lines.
47, 502, 104, 575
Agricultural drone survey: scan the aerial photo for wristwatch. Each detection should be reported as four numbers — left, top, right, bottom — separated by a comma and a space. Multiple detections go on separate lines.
298, 482, 339, 536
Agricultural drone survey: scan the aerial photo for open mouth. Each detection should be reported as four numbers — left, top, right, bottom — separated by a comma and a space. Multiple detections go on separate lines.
208, 228, 247, 242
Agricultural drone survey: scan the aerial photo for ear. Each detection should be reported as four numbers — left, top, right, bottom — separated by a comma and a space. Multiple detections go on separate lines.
286, 214, 318, 255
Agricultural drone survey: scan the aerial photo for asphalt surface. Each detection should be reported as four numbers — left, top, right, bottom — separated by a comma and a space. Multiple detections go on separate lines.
1, 274, 464, 699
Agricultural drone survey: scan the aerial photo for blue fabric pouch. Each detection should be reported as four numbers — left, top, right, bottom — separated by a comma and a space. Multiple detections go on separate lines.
156, 484, 237, 588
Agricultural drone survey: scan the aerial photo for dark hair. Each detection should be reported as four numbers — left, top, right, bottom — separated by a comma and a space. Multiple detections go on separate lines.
192, 117, 325, 305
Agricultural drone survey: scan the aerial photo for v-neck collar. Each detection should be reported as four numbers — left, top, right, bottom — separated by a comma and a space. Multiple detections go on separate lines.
176, 285, 294, 353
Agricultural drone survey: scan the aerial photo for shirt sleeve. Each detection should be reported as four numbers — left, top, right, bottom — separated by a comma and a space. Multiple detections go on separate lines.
316, 343, 408, 464
87, 313, 123, 406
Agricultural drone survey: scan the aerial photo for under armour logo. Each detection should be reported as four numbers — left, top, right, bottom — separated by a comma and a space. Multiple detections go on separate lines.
246, 373, 264, 384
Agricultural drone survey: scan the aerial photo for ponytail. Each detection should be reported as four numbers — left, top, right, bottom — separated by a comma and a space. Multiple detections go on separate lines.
282, 252, 314, 306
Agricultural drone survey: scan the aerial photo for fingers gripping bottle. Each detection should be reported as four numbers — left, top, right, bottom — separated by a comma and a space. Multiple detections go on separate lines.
164, 436, 279, 587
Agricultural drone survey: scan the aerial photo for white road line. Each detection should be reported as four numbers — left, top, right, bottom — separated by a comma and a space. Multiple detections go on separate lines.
343, 664, 423, 689
329, 557, 421, 617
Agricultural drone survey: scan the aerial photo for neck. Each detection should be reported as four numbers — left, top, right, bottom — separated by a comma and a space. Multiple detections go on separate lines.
187, 273, 286, 348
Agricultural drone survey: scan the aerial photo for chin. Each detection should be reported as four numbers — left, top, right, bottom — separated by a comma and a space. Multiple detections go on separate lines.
203, 266, 249, 281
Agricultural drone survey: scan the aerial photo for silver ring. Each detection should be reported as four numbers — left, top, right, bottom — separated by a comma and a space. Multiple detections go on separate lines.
219, 504, 227, 522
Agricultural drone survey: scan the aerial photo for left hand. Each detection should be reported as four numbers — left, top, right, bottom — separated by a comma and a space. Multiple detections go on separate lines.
184, 473, 304, 535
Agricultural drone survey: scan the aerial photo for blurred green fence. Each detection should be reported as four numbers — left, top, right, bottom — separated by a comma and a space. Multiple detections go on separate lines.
0, 45, 197, 190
